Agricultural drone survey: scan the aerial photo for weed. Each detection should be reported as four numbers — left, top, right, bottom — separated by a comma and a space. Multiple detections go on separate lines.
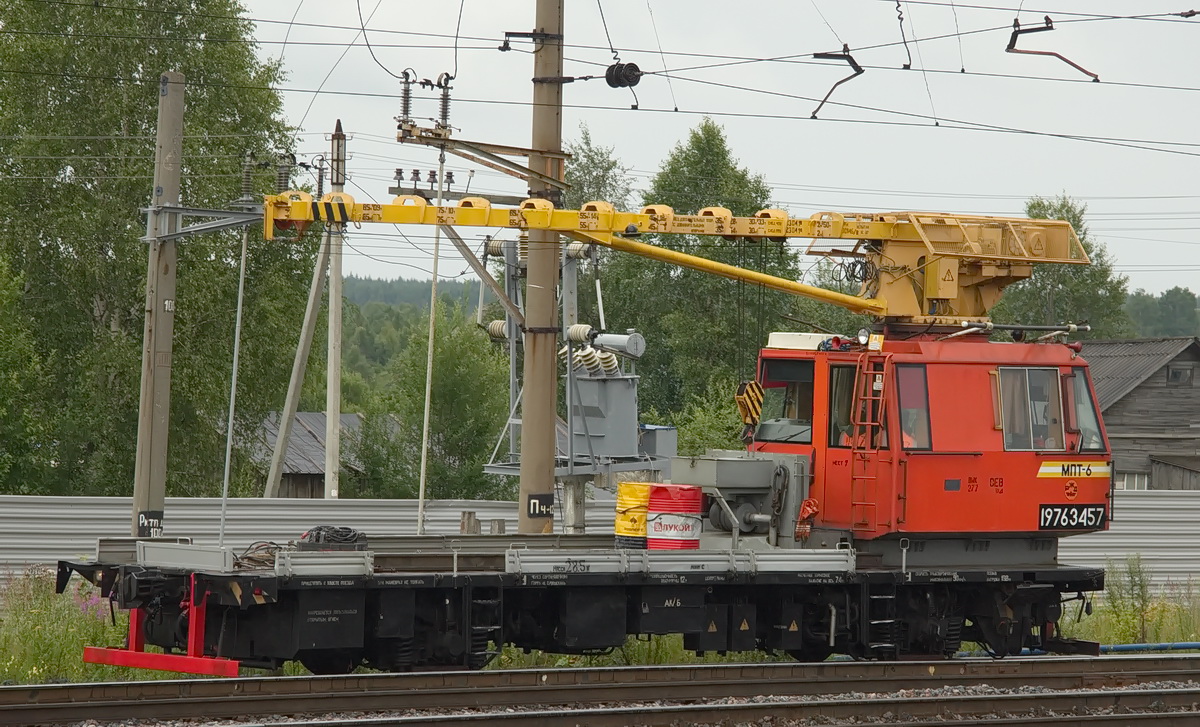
1061, 555, 1200, 647
0, 567, 174, 684
490, 635, 784, 670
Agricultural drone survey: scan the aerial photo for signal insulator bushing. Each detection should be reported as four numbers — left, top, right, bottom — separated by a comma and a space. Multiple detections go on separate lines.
605, 62, 642, 88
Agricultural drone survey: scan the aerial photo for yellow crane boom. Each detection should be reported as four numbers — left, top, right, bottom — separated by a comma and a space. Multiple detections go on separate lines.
263, 192, 1089, 325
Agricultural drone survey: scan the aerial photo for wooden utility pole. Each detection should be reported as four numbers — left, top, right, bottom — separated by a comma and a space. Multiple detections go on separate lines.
325, 121, 347, 499
517, 1, 565, 534
131, 71, 184, 537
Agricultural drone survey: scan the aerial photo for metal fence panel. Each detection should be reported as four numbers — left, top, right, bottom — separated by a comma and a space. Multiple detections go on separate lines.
1, 491, 1192, 594
0, 496, 620, 592
1057, 491, 1200, 590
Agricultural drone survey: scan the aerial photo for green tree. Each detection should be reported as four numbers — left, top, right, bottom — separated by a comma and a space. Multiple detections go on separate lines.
0, 1, 313, 495
1125, 289, 1162, 337
343, 400, 407, 499
375, 304, 513, 500
343, 275, 480, 309
991, 195, 1132, 338
0, 261, 50, 492
1126, 286, 1200, 338
1155, 287, 1200, 336
670, 377, 746, 456
563, 123, 635, 211
599, 118, 802, 415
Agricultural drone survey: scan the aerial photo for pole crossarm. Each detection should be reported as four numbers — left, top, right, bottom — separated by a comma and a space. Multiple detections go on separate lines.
398, 123, 571, 190
145, 206, 263, 242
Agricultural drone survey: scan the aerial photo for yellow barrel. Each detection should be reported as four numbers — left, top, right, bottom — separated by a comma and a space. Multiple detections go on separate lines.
614, 481, 652, 549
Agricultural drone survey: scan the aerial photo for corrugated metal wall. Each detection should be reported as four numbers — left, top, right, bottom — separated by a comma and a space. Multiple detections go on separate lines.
0, 492, 1189, 592
0, 496, 616, 592
1057, 491, 1196, 590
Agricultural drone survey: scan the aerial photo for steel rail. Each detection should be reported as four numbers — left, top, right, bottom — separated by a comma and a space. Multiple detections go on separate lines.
6, 655, 1200, 726
232, 688, 1200, 727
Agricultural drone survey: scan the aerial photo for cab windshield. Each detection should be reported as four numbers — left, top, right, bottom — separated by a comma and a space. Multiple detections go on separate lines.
755, 359, 814, 444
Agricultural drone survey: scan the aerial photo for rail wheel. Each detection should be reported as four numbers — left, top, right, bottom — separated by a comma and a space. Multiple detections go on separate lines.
786, 642, 833, 662
298, 649, 358, 675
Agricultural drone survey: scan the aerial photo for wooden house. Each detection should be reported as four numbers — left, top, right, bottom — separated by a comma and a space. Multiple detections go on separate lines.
257, 412, 365, 497
1081, 337, 1200, 490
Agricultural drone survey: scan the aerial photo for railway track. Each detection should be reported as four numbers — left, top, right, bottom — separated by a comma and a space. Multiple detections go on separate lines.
6, 655, 1200, 726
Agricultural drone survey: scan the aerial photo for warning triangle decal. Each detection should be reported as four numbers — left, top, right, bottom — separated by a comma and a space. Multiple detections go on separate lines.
707, 621, 718, 633
788, 620, 798, 632
942, 269, 954, 282
739, 619, 750, 631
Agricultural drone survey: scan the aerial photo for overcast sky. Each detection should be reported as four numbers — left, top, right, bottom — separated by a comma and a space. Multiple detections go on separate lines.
243, 1, 1199, 295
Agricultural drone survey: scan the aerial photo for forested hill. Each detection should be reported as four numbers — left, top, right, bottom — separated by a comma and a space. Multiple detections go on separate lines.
344, 276, 480, 310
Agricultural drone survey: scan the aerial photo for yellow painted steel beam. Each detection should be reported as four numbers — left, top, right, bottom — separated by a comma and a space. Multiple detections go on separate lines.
265, 193, 1087, 265
564, 230, 887, 316
267, 194, 912, 242
264, 193, 1090, 321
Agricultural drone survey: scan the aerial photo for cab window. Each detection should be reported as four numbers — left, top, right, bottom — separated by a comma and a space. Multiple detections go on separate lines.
827, 365, 855, 447
895, 364, 932, 450
1070, 367, 1106, 452
998, 367, 1065, 451
755, 359, 814, 444
827, 365, 888, 448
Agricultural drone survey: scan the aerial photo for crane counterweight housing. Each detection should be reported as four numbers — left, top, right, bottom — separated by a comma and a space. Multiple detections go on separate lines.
58, 195, 1108, 677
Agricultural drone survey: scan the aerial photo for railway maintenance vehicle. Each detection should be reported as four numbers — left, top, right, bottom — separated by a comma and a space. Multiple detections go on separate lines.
58, 196, 1110, 675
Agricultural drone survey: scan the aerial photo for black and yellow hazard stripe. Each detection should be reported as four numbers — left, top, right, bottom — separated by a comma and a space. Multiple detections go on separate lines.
734, 380, 764, 426
311, 200, 351, 222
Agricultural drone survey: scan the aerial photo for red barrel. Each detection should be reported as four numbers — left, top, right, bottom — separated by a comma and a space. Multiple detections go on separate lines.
646, 484, 704, 549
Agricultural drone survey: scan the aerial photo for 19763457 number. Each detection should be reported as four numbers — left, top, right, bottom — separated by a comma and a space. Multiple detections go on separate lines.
1039, 504, 1106, 530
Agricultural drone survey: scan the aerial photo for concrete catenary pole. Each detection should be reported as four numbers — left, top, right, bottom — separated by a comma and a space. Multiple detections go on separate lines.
518, 1, 565, 534
325, 121, 347, 499
131, 71, 184, 537
264, 157, 330, 497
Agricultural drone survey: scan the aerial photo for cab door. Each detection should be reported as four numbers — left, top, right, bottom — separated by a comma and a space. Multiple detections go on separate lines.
820, 363, 859, 530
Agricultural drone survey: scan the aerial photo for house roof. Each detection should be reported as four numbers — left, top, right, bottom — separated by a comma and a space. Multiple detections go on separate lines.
257, 412, 365, 475
1150, 455, 1200, 474
1080, 337, 1200, 410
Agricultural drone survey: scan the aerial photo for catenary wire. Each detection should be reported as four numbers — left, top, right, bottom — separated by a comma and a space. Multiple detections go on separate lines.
876, 1, 1199, 23
276, 0, 305, 63
357, 0, 406, 80
23, 0, 1195, 66
644, 1, 679, 111
3, 68, 1198, 160
7, 13, 1200, 97
298, 0, 383, 128
451, 0, 466, 79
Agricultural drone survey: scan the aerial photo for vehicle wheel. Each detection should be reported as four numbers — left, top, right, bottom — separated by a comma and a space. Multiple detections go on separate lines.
298, 650, 357, 675
787, 642, 833, 662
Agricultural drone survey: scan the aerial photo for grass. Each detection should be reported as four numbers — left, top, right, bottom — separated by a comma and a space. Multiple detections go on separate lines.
1061, 554, 1200, 646
0, 566, 179, 684
490, 635, 784, 670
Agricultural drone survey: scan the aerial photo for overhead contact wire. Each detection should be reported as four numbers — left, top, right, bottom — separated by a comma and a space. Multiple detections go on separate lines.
299, 0, 383, 128
645, 1, 679, 111
902, 3, 940, 124
896, 1, 914, 68
357, 0, 407, 79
